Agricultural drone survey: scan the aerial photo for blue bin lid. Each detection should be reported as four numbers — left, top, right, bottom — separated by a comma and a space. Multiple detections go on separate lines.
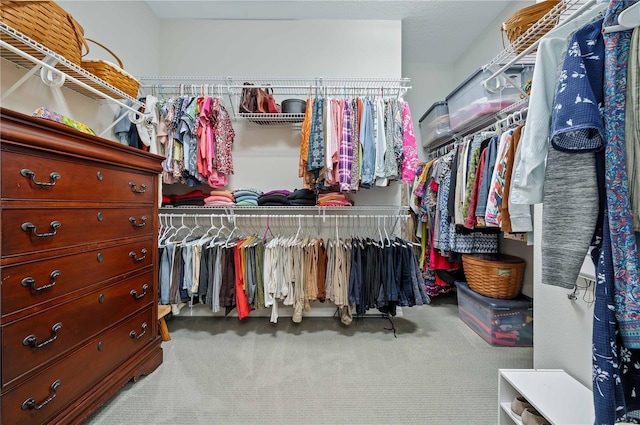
455, 281, 532, 310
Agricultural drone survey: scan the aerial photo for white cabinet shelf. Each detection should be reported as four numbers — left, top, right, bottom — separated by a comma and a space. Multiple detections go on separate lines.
498, 369, 594, 425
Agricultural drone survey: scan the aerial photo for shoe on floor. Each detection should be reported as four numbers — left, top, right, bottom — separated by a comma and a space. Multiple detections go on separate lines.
510, 396, 533, 416
521, 407, 550, 425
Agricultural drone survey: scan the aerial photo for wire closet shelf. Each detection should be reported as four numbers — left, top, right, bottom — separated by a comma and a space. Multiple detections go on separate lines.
427, 0, 593, 153
483, 0, 595, 83
137, 76, 412, 124
0, 22, 143, 110
158, 208, 410, 242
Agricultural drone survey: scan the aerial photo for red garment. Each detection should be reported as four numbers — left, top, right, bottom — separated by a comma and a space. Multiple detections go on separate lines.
233, 243, 251, 320
173, 189, 207, 200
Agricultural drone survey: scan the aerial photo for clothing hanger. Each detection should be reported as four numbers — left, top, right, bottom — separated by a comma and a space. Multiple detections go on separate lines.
223, 214, 239, 247
293, 216, 302, 244
159, 214, 178, 242
167, 214, 190, 243
383, 216, 391, 247
209, 215, 229, 246
198, 215, 218, 242
602, 2, 640, 33
181, 216, 204, 243
157, 214, 167, 242
377, 216, 384, 245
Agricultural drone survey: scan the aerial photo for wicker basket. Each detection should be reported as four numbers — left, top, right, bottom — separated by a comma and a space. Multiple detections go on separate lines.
0, 0, 88, 65
501, 0, 562, 54
462, 254, 526, 300
81, 39, 140, 98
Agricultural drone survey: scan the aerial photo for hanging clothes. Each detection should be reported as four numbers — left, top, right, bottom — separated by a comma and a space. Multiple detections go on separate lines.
602, 1, 640, 350
401, 101, 419, 184
484, 130, 513, 227
627, 27, 640, 233
592, 1, 640, 423
510, 2, 609, 205
339, 100, 353, 191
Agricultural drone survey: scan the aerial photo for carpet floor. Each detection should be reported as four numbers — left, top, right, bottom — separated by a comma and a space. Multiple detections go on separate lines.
85, 294, 532, 425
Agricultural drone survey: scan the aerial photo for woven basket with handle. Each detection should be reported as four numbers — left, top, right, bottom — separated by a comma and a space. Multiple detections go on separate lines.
81, 38, 140, 98
0, 0, 88, 65
462, 254, 526, 300
501, 0, 562, 54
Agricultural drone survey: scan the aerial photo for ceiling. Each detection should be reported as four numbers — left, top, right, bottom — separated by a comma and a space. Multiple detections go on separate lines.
145, 0, 515, 64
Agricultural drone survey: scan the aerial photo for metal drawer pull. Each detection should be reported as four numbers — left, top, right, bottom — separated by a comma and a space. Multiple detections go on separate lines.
130, 284, 149, 299
129, 248, 148, 263
129, 182, 147, 194
21, 221, 61, 238
23, 322, 63, 349
22, 379, 61, 411
21, 270, 61, 292
21, 168, 60, 188
129, 216, 147, 228
129, 322, 147, 340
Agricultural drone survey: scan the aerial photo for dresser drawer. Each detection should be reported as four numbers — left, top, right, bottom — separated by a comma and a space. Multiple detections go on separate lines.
1, 149, 156, 204
1, 306, 154, 425
1, 239, 154, 317
2, 272, 154, 386
2, 207, 154, 257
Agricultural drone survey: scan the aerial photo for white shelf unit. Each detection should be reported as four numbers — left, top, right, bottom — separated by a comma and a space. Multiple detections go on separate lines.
137, 76, 411, 125
0, 22, 143, 110
483, 0, 596, 84
158, 206, 410, 235
498, 369, 594, 425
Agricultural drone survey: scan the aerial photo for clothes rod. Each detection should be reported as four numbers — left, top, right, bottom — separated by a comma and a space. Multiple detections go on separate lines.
159, 213, 409, 220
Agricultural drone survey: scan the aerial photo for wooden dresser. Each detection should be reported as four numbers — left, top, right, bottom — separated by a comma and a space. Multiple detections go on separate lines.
0, 108, 164, 425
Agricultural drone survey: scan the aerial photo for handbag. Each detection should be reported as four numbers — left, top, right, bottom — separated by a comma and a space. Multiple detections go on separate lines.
239, 83, 257, 113
256, 87, 281, 113
255, 87, 269, 113
267, 91, 281, 113
241, 83, 280, 114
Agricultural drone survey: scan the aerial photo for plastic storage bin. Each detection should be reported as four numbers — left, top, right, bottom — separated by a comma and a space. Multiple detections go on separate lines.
446, 65, 532, 132
419, 101, 453, 148
455, 281, 533, 347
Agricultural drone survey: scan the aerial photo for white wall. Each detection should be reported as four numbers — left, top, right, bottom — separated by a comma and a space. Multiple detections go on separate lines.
532, 205, 594, 388
57, 1, 160, 77
157, 19, 403, 205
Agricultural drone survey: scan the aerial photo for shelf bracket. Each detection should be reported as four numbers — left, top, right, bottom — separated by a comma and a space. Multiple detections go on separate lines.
1, 53, 59, 101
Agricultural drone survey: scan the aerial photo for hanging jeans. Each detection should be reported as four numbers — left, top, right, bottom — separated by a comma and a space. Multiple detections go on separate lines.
158, 244, 173, 305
